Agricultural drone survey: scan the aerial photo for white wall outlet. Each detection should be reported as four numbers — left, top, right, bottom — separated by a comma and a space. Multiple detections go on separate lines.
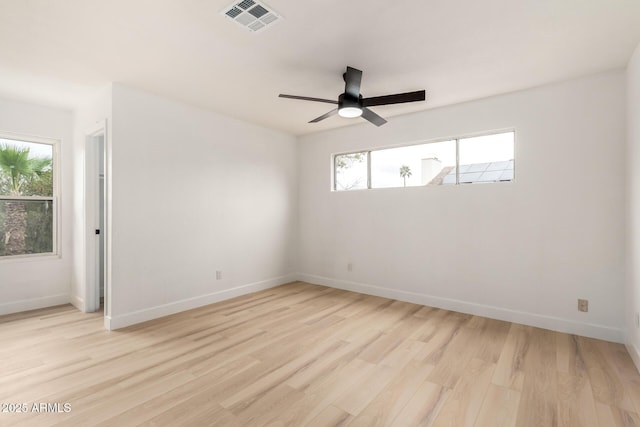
216, 271, 222, 280
347, 263, 353, 272
578, 299, 588, 312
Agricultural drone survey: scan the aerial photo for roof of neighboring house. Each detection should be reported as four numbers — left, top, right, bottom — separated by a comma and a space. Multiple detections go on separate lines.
430, 160, 514, 185
429, 166, 455, 185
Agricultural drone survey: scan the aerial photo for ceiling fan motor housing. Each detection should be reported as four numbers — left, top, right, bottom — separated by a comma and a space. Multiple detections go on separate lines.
338, 93, 362, 110
338, 93, 363, 118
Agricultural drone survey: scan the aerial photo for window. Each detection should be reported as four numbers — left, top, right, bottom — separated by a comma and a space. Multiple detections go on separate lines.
371, 140, 456, 188
0, 135, 57, 257
333, 131, 514, 191
335, 151, 368, 191
457, 132, 514, 184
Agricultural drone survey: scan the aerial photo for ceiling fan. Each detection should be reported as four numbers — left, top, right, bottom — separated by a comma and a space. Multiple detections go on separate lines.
279, 66, 426, 127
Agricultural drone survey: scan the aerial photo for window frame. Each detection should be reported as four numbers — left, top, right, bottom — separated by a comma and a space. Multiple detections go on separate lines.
0, 131, 60, 261
333, 150, 371, 191
332, 129, 515, 191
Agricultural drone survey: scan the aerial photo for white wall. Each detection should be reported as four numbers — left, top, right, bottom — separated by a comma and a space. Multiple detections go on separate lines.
70, 86, 112, 312
106, 84, 297, 328
297, 71, 626, 343
626, 43, 640, 368
0, 70, 630, 349
0, 97, 73, 314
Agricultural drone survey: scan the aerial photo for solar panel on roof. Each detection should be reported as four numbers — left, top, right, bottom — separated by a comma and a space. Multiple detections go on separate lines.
500, 170, 514, 180
478, 170, 503, 182
466, 162, 490, 173
442, 175, 456, 185
459, 172, 483, 183
485, 161, 510, 171
441, 160, 513, 184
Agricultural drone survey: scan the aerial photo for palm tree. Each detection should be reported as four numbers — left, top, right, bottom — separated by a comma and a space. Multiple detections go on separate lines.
0, 144, 52, 255
399, 165, 412, 187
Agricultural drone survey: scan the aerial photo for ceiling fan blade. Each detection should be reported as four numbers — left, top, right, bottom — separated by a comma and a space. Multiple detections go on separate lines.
362, 90, 426, 107
344, 66, 363, 98
309, 108, 339, 123
361, 108, 387, 127
279, 94, 338, 104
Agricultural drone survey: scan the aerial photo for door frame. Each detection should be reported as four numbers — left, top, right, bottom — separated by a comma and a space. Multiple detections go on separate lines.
85, 120, 108, 315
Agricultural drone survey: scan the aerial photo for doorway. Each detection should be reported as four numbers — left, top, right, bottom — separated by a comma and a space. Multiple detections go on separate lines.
85, 123, 107, 315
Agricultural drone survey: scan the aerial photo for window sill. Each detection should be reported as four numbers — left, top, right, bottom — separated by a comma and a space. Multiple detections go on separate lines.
0, 253, 61, 264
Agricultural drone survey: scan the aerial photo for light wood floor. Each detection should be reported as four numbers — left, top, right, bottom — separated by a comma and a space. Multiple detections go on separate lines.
1, 282, 639, 426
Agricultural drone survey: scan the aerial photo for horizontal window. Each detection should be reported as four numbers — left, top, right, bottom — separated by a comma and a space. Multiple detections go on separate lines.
0, 136, 57, 257
333, 131, 514, 191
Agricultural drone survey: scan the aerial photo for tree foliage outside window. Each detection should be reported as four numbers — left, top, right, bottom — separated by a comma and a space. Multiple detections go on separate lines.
399, 165, 412, 187
0, 138, 55, 257
334, 152, 367, 191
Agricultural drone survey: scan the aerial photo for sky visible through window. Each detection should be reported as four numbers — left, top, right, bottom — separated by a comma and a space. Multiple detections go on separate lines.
0, 138, 52, 159
372, 140, 456, 188
335, 132, 514, 190
459, 133, 513, 166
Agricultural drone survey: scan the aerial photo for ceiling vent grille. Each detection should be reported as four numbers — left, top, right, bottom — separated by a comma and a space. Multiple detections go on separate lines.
221, 0, 282, 33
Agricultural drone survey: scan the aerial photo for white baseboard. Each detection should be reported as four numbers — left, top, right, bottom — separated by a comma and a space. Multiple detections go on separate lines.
104, 315, 112, 331
105, 274, 297, 330
0, 293, 70, 316
626, 342, 640, 374
297, 273, 625, 344
70, 295, 85, 312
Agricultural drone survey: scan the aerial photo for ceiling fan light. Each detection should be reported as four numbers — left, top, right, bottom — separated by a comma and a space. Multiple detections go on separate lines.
338, 106, 363, 118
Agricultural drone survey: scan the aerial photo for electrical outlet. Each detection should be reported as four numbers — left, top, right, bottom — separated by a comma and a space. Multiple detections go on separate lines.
347, 263, 353, 272
216, 271, 222, 280
578, 299, 588, 312
636, 312, 640, 328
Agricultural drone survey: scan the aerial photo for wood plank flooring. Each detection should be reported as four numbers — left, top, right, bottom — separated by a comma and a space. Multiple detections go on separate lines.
0, 282, 638, 426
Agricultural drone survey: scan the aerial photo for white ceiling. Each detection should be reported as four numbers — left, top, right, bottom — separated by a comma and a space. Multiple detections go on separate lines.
0, 0, 639, 135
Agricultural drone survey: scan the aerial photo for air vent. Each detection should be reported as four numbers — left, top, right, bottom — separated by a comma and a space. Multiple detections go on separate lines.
221, 0, 283, 33
248, 21, 265, 31
260, 13, 277, 25
225, 7, 242, 18
237, 0, 255, 9
248, 5, 268, 18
